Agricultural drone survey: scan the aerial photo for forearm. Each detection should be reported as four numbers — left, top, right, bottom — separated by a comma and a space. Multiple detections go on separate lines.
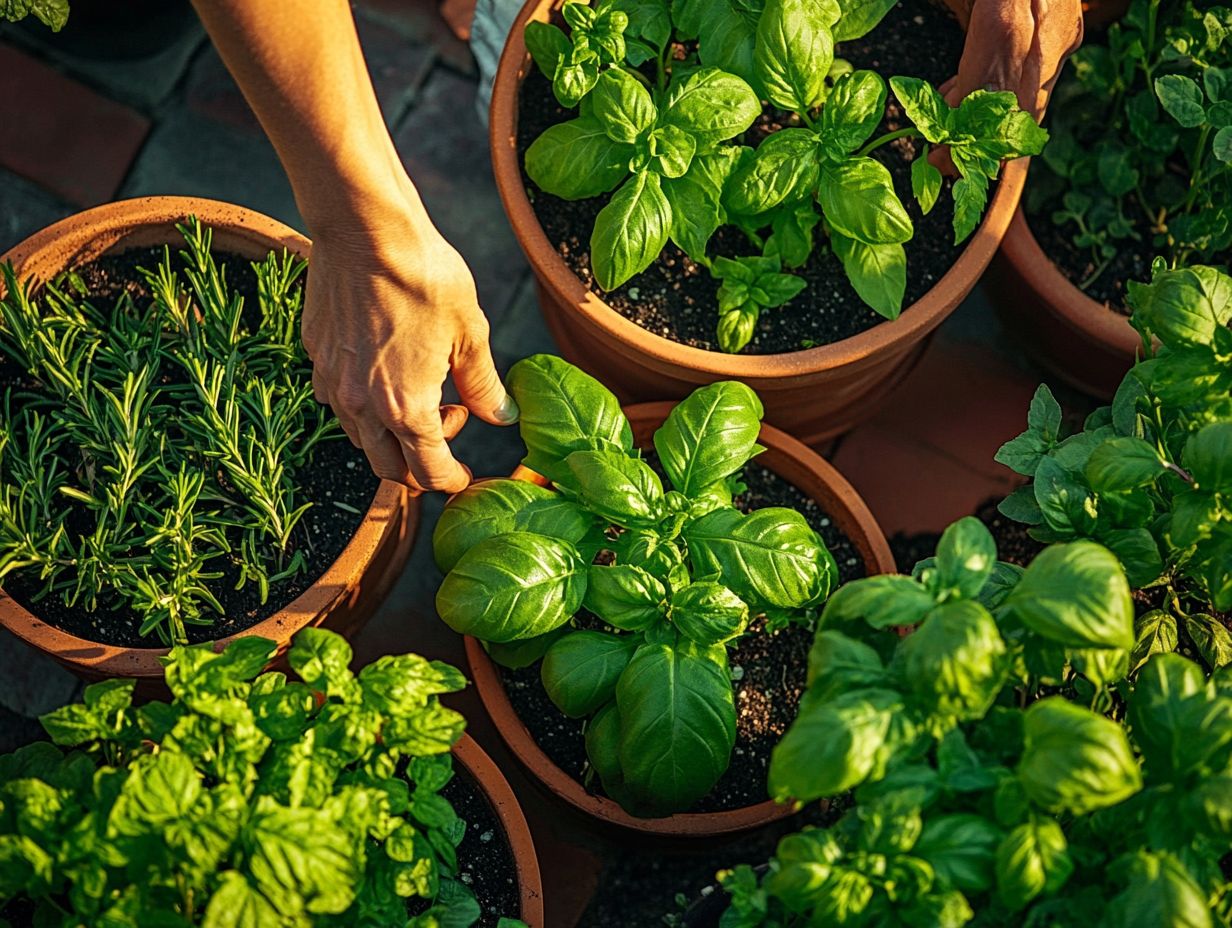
190, 0, 429, 236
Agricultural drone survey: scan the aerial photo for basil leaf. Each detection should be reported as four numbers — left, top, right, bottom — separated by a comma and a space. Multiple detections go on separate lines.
994, 817, 1073, 912
584, 701, 633, 806
607, 0, 671, 62
1129, 653, 1230, 780
1105, 852, 1213, 928
821, 574, 936, 629
541, 630, 638, 717
433, 478, 556, 574
1185, 421, 1232, 489
1084, 436, 1167, 491
952, 169, 989, 244
685, 506, 830, 608
932, 516, 997, 600
717, 305, 759, 353
583, 563, 668, 631
590, 171, 672, 290
1129, 610, 1179, 674
662, 67, 761, 147
566, 447, 664, 527
1155, 74, 1207, 128
829, 230, 906, 320
833, 0, 896, 41
245, 800, 360, 914
436, 533, 586, 643
900, 600, 1008, 723
645, 124, 696, 178
554, 50, 600, 107
1184, 613, 1232, 671
670, 581, 750, 644
525, 117, 633, 200
514, 496, 598, 547
767, 201, 820, 268
591, 68, 657, 143
915, 814, 1002, 893
697, 3, 759, 87
1004, 541, 1134, 651
889, 76, 951, 142
725, 128, 821, 216
1016, 698, 1142, 814
911, 148, 943, 214
507, 354, 633, 486
616, 641, 737, 815
653, 380, 763, 495
754, 0, 835, 113
818, 157, 913, 245
525, 21, 572, 79
485, 628, 570, 670
1128, 266, 1232, 348
662, 148, 744, 260
818, 70, 887, 159
806, 630, 888, 699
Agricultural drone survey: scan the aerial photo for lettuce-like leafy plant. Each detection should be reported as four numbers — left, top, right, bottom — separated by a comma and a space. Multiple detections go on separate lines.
523, 0, 1047, 351
719, 518, 1232, 926
997, 263, 1232, 667
1031, 0, 1232, 292
433, 354, 836, 816
0, 221, 343, 644
0, 628, 527, 927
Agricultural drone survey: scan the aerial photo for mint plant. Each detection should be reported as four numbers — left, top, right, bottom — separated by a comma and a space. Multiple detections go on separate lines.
523, 0, 1047, 352
433, 354, 836, 817
0, 221, 345, 645
0, 628, 527, 928
1031, 0, 1232, 292
719, 518, 1232, 926
997, 263, 1232, 667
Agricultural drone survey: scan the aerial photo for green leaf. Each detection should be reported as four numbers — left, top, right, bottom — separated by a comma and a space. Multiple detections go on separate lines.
288, 628, 357, 700
829, 231, 906, 320
566, 447, 664, 527
436, 532, 586, 643
553, 51, 600, 107
994, 817, 1073, 912
1084, 436, 1167, 491
754, 0, 835, 112
725, 129, 821, 216
697, 4, 759, 87
643, 124, 696, 178
767, 200, 820, 268
514, 496, 598, 547
524, 21, 572, 80
653, 380, 763, 495
1129, 653, 1229, 780
525, 117, 633, 200
670, 581, 749, 644
717, 305, 759, 353
832, 0, 895, 40
616, 642, 736, 815
583, 563, 667, 631
1004, 542, 1134, 651
1105, 852, 1213, 928
1184, 613, 1232, 671
769, 688, 903, 801
244, 797, 360, 915
818, 157, 913, 245
1128, 266, 1232, 349
506, 354, 633, 486
915, 815, 1002, 893
202, 871, 281, 928
1155, 74, 1207, 128
821, 574, 936, 629
358, 653, 467, 713
541, 630, 638, 717
662, 150, 741, 260
485, 628, 570, 669
1016, 698, 1142, 815
818, 70, 887, 158
584, 701, 631, 805
662, 67, 761, 147
1214, 126, 1232, 163
806, 630, 887, 698
591, 171, 672, 290
951, 170, 989, 244
1129, 610, 1179, 674
109, 751, 202, 835
910, 149, 942, 214
432, 478, 556, 574
1185, 421, 1232, 490
591, 68, 657, 143
0, 0, 67, 30
889, 76, 951, 142
932, 516, 997, 599
899, 600, 1007, 722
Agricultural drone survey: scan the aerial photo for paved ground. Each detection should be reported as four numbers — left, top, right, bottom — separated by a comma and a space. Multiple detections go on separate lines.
0, 5, 1090, 924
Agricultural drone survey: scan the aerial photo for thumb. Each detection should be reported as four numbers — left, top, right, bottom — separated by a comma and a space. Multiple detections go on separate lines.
454, 327, 519, 426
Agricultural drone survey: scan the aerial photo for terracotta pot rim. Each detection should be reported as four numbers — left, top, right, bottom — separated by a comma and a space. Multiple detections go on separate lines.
451, 733, 545, 926
490, 0, 1029, 380
999, 204, 1143, 356
465, 402, 895, 837
0, 196, 415, 678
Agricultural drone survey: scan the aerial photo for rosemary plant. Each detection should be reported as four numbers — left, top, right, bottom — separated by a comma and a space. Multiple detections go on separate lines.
0, 219, 341, 645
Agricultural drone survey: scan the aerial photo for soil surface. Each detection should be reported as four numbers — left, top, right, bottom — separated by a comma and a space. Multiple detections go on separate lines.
500, 461, 868, 815
0, 248, 377, 648
516, 0, 974, 354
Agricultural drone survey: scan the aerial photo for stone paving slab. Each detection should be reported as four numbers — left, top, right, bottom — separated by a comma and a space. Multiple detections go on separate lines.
0, 171, 74, 255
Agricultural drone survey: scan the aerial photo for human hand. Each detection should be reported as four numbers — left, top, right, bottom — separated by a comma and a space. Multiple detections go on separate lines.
302, 196, 518, 494
931, 0, 1083, 172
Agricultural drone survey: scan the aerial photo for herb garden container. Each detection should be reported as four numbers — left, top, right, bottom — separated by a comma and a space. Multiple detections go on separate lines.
0, 196, 417, 681
463, 400, 894, 838
490, 0, 1032, 446
988, 205, 1142, 400
453, 733, 546, 926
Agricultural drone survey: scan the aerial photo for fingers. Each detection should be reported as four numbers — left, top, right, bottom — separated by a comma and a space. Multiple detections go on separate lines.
388, 410, 473, 494
440, 404, 470, 440
354, 414, 417, 487
452, 315, 519, 426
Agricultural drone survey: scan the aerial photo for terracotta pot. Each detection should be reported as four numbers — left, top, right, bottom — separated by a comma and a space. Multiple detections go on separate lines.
0, 197, 418, 680
988, 205, 1141, 400
490, 0, 1030, 446
464, 402, 895, 837
452, 733, 545, 926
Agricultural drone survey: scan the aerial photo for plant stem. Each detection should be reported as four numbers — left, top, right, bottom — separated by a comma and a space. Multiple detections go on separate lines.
857, 127, 921, 157
797, 109, 816, 131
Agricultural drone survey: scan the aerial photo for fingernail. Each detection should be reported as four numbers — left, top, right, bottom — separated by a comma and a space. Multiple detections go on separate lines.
496, 394, 520, 424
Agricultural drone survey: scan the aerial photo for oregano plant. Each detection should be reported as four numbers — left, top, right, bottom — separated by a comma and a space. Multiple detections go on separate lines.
523, 0, 1047, 352
432, 354, 837, 817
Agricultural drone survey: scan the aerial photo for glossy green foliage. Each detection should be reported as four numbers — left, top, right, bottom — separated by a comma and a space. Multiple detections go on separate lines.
998, 264, 1232, 663
0, 629, 530, 927
434, 356, 835, 817
0, 0, 68, 30
522, 0, 1045, 352
720, 517, 1232, 927
1028, 0, 1232, 292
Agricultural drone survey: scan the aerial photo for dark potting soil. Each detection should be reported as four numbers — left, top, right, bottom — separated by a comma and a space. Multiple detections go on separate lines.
407, 763, 524, 926
516, 0, 973, 354
0, 248, 378, 648
500, 461, 868, 815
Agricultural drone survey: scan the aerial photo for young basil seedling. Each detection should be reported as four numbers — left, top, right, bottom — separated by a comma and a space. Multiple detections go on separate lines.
433, 354, 837, 817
